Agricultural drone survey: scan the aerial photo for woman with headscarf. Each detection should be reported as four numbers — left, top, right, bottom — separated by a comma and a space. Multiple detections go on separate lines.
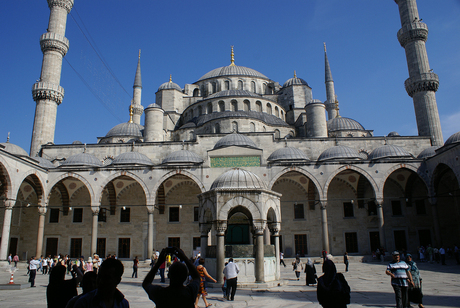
406, 254, 424, 308
305, 258, 317, 286
317, 259, 350, 308
292, 256, 303, 280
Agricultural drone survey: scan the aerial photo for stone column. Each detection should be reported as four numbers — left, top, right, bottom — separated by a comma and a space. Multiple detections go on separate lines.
91, 206, 99, 256
0, 200, 14, 260
263, 225, 270, 244
216, 220, 227, 283
428, 197, 442, 246
376, 198, 386, 250
147, 206, 155, 258
319, 201, 330, 253
200, 223, 211, 259
254, 220, 266, 283
36, 206, 47, 257
269, 222, 281, 280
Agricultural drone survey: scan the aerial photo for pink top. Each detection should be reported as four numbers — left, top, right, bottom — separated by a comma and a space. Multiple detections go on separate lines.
86, 262, 93, 271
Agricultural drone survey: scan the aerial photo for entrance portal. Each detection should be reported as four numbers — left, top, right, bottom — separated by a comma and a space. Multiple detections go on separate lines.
226, 212, 250, 244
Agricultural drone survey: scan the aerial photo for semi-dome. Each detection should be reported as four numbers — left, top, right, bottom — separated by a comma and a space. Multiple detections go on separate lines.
60, 153, 103, 167
206, 90, 263, 100
198, 65, 269, 81
417, 146, 441, 159
283, 77, 309, 88
72, 140, 83, 145
162, 150, 203, 165
387, 131, 400, 137
211, 168, 266, 190
33, 157, 55, 169
105, 122, 144, 138
268, 147, 309, 163
158, 81, 182, 92
327, 117, 365, 131
214, 133, 258, 150
445, 131, 460, 146
0, 142, 28, 156
368, 145, 413, 160
111, 151, 153, 166
318, 145, 361, 161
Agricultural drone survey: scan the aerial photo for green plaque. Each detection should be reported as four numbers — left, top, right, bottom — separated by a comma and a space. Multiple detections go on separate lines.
210, 156, 260, 168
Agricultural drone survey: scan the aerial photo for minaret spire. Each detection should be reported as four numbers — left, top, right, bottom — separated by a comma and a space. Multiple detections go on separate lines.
131, 49, 143, 125
395, 0, 443, 146
324, 43, 338, 120
30, 0, 74, 157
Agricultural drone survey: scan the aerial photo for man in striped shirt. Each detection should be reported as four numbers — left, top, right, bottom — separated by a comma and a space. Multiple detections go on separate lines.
386, 251, 414, 308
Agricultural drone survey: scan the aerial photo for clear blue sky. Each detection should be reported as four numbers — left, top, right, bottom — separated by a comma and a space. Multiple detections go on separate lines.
1, 0, 460, 153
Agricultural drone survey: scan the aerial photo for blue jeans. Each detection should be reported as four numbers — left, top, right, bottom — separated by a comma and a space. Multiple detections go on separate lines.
159, 268, 165, 283
392, 284, 409, 308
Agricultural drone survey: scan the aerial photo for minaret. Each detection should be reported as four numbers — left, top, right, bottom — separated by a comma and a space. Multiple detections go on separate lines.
30, 0, 74, 157
132, 50, 143, 125
324, 43, 338, 120
395, 0, 443, 146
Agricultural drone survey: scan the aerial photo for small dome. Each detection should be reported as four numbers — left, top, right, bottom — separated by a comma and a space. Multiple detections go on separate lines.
417, 146, 441, 159
327, 117, 365, 131
387, 131, 400, 137
105, 122, 144, 138
445, 131, 460, 146
158, 81, 182, 92
146, 103, 163, 109
318, 146, 361, 161
72, 140, 83, 145
268, 147, 309, 163
206, 90, 263, 100
60, 153, 103, 167
162, 150, 203, 165
214, 133, 258, 150
112, 152, 153, 166
358, 151, 369, 160
0, 142, 28, 156
368, 145, 413, 160
198, 65, 268, 81
33, 157, 55, 169
211, 168, 266, 190
283, 77, 309, 88
306, 99, 323, 106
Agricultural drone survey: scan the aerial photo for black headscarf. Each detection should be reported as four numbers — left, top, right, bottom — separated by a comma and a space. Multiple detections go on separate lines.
321, 259, 337, 286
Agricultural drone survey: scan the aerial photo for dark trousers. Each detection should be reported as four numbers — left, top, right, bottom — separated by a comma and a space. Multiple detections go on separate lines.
280, 259, 286, 267
441, 254, 446, 265
392, 284, 409, 308
29, 269, 37, 287
159, 268, 165, 282
226, 277, 237, 300
42, 266, 48, 275
132, 266, 138, 278
345, 261, 349, 272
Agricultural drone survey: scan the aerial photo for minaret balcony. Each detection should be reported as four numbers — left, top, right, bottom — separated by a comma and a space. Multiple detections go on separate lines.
32, 81, 65, 104
397, 21, 428, 47
47, 0, 74, 13
404, 73, 439, 97
40, 32, 69, 56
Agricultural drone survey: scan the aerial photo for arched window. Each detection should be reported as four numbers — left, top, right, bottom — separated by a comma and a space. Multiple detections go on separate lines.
190, 131, 196, 141
250, 122, 255, 132
215, 123, 220, 134
263, 83, 267, 94
232, 121, 238, 132
201, 85, 207, 97
274, 129, 280, 139
219, 101, 225, 112
212, 82, 217, 93
207, 103, 212, 114
224, 80, 230, 90
198, 106, 202, 116
238, 80, 243, 90
231, 100, 238, 111
256, 101, 262, 112
275, 106, 279, 117
193, 88, 200, 97
251, 81, 256, 93
244, 100, 250, 111
266, 103, 272, 115
281, 110, 284, 119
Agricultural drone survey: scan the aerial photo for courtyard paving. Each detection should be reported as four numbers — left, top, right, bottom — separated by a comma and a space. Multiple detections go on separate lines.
0, 257, 459, 307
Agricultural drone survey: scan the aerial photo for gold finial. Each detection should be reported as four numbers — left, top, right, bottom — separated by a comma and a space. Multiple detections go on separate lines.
230, 46, 235, 66
138, 49, 141, 59
294, 70, 297, 78
7, 132, 10, 143
324, 42, 327, 52
129, 101, 134, 123
169, 74, 172, 83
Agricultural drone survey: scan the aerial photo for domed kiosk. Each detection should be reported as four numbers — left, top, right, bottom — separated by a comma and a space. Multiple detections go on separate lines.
198, 168, 281, 286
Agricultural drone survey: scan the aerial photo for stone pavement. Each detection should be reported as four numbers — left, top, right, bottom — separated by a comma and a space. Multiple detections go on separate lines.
0, 258, 459, 308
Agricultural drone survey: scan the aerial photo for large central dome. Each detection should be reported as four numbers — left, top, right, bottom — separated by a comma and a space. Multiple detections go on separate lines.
198, 65, 269, 81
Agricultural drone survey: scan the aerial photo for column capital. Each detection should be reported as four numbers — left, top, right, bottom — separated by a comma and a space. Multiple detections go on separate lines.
268, 222, 281, 235
253, 220, 266, 235
147, 205, 156, 214
91, 205, 100, 215
200, 223, 212, 234
3, 200, 14, 209
38, 206, 48, 216
215, 220, 227, 235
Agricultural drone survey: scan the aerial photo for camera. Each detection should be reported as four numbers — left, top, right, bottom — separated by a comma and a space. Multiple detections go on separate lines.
165, 247, 176, 255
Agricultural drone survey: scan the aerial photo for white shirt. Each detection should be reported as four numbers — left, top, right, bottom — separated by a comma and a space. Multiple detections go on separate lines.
29, 259, 40, 270
223, 261, 240, 279
42, 258, 48, 266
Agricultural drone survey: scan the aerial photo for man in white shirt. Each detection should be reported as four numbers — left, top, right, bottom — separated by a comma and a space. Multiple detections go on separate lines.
28, 256, 40, 287
223, 258, 239, 301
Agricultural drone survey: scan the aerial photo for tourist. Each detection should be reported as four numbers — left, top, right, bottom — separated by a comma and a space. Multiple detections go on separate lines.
85, 257, 93, 272
439, 246, 446, 265
92, 254, 99, 274
343, 252, 349, 272
305, 258, 317, 286
74, 258, 129, 308
195, 258, 216, 307
143, 247, 200, 308
292, 256, 303, 280
223, 258, 239, 301
65, 271, 97, 308
42, 256, 49, 275
46, 264, 83, 308
280, 251, 286, 267
28, 256, 40, 287
406, 254, 424, 308
317, 259, 350, 308
132, 256, 139, 278
8, 253, 12, 265
13, 253, 19, 267
385, 251, 414, 308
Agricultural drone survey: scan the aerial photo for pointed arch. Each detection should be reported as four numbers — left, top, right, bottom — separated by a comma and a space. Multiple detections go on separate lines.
218, 195, 262, 221
379, 163, 428, 197
151, 170, 205, 204
269, 167, 323, 197
46, 173, 94, 204
263, 197, 281, 223
323, 165, 378, 200
17, 170, 45, 205
95, 171, 150, 205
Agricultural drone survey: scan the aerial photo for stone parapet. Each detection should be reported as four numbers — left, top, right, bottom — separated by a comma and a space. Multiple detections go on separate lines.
132, 105, 144, 116
32, 81, 65, 104
397, 21, 428, 47
47, 0, 74, 13
40, 32, 69, 56
404, 72, 439, 97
